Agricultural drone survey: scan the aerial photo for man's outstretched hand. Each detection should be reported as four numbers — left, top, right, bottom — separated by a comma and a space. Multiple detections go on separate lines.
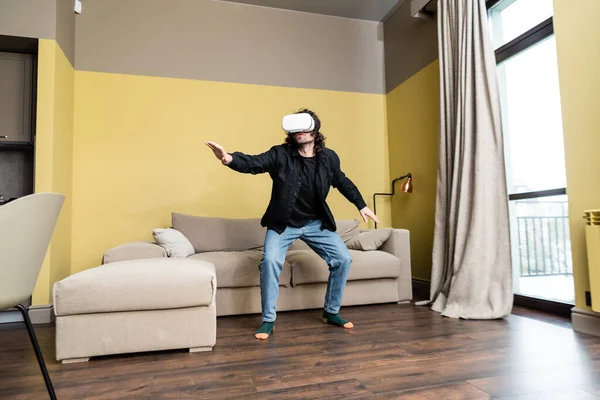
359, 206, 380, 224
206, 141, 233, 165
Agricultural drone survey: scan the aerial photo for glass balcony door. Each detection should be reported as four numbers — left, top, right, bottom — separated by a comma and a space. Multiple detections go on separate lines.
488, 0, 574, 305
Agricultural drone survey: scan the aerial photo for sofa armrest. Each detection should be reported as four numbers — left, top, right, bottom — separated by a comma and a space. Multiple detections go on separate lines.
102, 242, 167, 264
379, 229, 413, 302
379, 229, 411, 270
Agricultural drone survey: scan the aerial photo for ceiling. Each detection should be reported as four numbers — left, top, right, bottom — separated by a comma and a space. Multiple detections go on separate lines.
217, 0, 405, 22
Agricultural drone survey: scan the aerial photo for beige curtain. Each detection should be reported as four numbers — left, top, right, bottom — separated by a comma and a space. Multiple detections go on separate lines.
421, 0, 513, 319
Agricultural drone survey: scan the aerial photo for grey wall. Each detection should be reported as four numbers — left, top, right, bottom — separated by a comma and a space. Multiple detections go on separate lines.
55, 0, 76, 65
384, 0, 438, 92
0, 0, 75, 66
218, 0, 400, 22
0, 0, 56, 41
75, 0, 386, 94
1, 0, 441, 94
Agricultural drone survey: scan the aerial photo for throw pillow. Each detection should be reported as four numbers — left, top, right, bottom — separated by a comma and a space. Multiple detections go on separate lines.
152, 228, 195, 258
346, 229, 392, 251
336, 219, 361, 242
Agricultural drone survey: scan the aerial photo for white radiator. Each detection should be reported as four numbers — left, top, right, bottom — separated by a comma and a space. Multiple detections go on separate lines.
584, 209, 600, 312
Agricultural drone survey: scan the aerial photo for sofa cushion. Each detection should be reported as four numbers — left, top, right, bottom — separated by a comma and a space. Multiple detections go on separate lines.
53, 258, 215, 316
189, 250, 291, 288
287, 249, 401, 286
172, 213, 266, 253
288, 238, 311, 251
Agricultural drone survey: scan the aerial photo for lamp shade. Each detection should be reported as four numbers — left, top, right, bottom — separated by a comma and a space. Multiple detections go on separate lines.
400, 176, 413, 193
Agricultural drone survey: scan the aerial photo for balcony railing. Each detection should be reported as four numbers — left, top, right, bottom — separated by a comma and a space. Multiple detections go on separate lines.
516, 215, 572, 277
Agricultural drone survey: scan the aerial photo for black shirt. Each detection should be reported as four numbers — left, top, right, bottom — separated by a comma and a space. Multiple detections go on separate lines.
288, 156, 321, 228
227, 144, 367, 234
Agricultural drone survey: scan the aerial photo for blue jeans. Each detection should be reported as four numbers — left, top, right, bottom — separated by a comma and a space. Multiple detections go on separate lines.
259, 220, 352, 322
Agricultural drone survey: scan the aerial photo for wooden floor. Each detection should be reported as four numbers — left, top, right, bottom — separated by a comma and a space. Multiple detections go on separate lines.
1, 303, 599, 399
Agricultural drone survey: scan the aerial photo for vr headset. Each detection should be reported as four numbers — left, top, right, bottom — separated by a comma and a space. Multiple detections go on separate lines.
282, 113, 315, 133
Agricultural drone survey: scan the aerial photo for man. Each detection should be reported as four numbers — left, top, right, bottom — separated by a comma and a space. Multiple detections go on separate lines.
206, 109, 379, 340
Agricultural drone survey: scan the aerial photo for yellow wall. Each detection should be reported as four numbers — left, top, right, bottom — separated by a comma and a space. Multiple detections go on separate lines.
49, 40, 74, 293
554, 0, 600, 311
71, 71, 389, 273
32, 40, 56, 304
386, 60, 439, 280
32, 39, 74, 305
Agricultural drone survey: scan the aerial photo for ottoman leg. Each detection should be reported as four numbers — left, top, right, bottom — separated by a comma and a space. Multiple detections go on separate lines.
189, 346, 212, 353
61, 357, 90, 364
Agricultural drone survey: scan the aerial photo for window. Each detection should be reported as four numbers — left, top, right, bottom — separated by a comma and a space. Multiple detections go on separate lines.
488, 0, 574, 305
488, 0, 554, 49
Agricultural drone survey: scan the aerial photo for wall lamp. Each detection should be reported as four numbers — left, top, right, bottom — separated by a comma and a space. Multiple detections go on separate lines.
372, 173, 413, 229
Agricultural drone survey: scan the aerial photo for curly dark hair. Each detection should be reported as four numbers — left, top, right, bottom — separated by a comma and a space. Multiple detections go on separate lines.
284, 108, 327, 152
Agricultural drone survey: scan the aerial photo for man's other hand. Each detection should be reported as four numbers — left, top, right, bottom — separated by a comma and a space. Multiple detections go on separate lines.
206, 141, 233, 165
359, 207, 380, 224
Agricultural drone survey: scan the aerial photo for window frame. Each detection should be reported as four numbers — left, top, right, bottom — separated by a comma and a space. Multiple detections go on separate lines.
487, 0, 573, 313
495, 17, 554, 64
487, 0, 565, 201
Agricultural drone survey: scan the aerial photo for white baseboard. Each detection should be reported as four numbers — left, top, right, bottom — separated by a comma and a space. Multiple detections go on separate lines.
28, 305, 55, 324
572, 307, 600, 337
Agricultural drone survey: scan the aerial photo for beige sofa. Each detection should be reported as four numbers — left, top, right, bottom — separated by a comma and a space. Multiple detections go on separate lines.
103, 213, 413, 317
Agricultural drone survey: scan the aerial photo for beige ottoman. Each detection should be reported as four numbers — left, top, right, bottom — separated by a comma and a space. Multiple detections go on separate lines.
52, 258, 216, 364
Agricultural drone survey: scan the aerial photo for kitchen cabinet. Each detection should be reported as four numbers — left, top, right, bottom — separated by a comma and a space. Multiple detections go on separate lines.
0, 52, 33, 144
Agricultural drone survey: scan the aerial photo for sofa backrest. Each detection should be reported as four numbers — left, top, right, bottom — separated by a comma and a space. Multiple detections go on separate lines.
172, 213, 361, 253
172, 213, 266, 253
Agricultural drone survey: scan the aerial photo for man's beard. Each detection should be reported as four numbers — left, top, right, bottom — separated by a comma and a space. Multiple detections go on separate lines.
294, 136, 314, 145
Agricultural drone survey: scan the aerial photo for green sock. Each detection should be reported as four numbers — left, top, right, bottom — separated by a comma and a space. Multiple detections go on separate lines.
255, 322, 274, 339
322, 311, 353, 328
